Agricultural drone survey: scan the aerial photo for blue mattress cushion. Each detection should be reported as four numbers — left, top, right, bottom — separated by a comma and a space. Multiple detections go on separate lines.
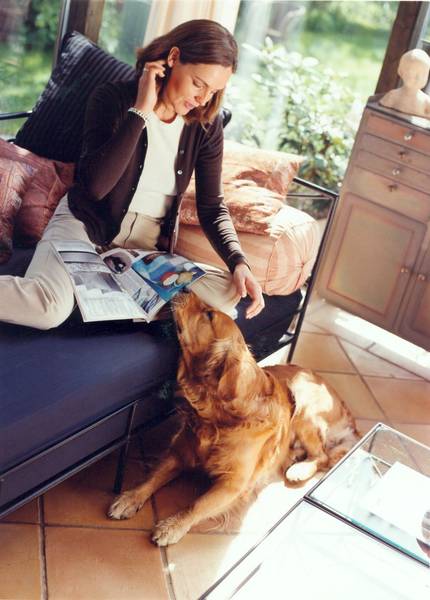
0, 249, 301, 472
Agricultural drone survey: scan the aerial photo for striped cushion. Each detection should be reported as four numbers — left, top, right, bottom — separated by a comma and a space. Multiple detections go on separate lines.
176, 206, 320, 295
14, 32, 134, 163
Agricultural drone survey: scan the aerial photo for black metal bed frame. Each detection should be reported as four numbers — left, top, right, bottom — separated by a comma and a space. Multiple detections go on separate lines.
0, 110, 338, 521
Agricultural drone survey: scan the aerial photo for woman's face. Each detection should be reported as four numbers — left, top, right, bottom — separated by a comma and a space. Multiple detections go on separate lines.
162, 48, 233, 117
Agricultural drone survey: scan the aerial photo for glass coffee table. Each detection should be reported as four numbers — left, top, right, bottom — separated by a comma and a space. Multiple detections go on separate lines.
200, 424, 430, 599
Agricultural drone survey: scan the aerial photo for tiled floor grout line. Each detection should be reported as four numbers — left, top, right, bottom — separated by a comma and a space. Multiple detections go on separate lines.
355, 374, 394, 427
332, 334, 360, 375
316, 335, 394, 427
42, 522, 153, 532
305, 307, 429, 380
332, 334, 398, 425
315, 367, 423, 380
304, 317, 426, 381
39, 496, 48, 600
305, 322, 371, 352
151, 495, 177, 600
337, 337, 426, 381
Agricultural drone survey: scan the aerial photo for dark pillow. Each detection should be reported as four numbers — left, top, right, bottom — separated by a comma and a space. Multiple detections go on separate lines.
14, 31, 134, 163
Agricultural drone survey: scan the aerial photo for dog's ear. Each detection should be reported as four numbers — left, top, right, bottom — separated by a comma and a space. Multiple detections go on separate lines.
217, 340, 271, 418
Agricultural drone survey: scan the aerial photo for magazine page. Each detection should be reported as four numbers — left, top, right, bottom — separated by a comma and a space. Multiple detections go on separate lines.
100, 248, 166, 321
362, 461, 430, 541
52, 241, 148, 322
122, 249, 206, 302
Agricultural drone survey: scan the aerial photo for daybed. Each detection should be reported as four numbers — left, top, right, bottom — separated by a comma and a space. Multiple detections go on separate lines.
0, 32, 336, 519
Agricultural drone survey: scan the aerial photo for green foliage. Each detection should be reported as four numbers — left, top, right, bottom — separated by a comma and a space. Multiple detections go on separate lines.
305, 1, 398, 35
24, 0, 59, 50
225, 38, 358, 191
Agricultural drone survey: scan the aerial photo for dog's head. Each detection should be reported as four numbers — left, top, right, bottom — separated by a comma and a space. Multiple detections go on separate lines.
173, 292, 277, 420
173, 291, 244, 361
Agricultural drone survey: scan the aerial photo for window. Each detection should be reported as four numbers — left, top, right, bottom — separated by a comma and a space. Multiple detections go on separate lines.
98, 0, 153, 66
0, 0, 60, 136
226, 1, 399, 189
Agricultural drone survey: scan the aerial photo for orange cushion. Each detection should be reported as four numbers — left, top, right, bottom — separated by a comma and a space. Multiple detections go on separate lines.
0, 139, 75, 246
222, 139, 303, 196
176, 205, 320, 296
180, 140, 303, 234
177, 140, 313, 295
0, 158, 34, 264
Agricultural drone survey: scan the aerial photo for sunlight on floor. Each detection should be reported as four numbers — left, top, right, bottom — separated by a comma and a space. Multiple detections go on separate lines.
333, 311, 430, 368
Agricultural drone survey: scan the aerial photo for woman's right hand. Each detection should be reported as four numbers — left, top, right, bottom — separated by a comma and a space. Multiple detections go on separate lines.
134, 60, 166, 114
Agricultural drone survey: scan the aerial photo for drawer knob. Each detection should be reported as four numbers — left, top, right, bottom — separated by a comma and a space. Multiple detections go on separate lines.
392, 168, 401, 176
404, 132, 414, 141
388, 183, 398, 192
400, 267, 410, 274
417, 273, 427, 282
398, 150, 408, 159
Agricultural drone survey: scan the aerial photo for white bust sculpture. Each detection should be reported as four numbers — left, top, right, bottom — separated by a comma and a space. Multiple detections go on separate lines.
380, 49, 430, 118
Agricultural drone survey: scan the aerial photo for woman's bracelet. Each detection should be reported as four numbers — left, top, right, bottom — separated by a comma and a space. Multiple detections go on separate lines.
128, 107, 151, 126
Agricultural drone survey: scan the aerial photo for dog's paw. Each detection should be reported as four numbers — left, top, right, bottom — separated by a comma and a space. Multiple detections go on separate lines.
285, 460, 318, 483
108, 491, 144, 520
151, 514, 189, 546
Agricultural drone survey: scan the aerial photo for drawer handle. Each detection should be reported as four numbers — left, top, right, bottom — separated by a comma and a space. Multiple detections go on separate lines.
404, 132, 414, 141
388, 183, 398, 192
417, 273, 427, 282
400, 267, 410, 274
392, 168, 401, 176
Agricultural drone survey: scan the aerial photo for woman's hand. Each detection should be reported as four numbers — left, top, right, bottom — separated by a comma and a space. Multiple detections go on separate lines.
233, 263, 265, 319
134, 60, 166, 114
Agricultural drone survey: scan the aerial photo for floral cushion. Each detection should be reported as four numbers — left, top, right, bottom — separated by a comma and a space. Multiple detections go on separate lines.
0, 140, 74, 247
180, 140, 303, 234
222, 140, 303, 196
0, 159, 34, 264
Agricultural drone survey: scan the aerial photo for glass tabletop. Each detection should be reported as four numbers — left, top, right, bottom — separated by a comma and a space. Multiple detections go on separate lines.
306, 423, 430, 567
202, 501, 430, 600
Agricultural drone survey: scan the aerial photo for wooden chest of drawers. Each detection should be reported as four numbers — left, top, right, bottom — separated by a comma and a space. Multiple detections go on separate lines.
318, 98, 430, 351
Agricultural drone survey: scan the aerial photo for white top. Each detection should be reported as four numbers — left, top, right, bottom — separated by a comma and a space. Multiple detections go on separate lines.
128, 112, 184, 218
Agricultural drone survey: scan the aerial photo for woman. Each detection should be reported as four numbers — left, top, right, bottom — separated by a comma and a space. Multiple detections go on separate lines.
0, 19, 264, 329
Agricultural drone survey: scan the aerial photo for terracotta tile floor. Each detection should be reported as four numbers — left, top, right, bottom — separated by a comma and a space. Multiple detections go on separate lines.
1, 297, 429, 599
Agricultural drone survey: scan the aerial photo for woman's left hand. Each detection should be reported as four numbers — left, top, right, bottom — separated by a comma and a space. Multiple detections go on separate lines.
233, 263, 265, 319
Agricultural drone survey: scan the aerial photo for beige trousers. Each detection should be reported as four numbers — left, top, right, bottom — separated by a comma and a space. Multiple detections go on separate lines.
0, 197, 239, 329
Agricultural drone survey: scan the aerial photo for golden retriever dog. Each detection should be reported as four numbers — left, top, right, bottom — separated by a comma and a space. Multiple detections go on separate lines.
108, 292, 360, 545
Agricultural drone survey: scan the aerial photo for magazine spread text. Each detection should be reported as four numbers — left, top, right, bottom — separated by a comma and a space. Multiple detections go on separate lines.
52, 240, 205, 322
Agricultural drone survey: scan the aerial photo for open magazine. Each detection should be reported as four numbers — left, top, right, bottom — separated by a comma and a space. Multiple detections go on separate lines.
52, 240, 205, 322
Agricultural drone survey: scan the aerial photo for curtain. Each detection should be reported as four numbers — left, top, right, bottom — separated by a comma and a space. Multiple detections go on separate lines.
143, 0, 240, 44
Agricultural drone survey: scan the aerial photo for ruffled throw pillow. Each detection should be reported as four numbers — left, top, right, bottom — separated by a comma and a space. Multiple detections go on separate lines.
0, 158, 35, 264
180, 140, 304, 234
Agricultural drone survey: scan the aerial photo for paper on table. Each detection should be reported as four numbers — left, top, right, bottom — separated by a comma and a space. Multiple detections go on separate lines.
362, 461, 430, 541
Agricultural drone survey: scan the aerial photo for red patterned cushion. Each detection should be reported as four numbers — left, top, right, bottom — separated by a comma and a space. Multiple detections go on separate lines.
0, 139, 75, 246
0, 158, 34, 264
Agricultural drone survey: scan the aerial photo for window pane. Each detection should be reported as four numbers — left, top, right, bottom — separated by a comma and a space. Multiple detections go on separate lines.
0, 0, 59, 137
227, 1, 398, 192
98, 0, 153, 66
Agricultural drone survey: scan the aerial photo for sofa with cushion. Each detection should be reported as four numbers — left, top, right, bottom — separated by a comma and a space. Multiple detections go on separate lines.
0, 32, 337, 519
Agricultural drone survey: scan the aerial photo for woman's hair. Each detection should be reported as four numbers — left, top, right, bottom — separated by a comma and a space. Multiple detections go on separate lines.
136, 19, 238, 124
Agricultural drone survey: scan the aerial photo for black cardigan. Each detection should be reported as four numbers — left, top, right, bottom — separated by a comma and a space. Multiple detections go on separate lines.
68, 79, 248, 273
